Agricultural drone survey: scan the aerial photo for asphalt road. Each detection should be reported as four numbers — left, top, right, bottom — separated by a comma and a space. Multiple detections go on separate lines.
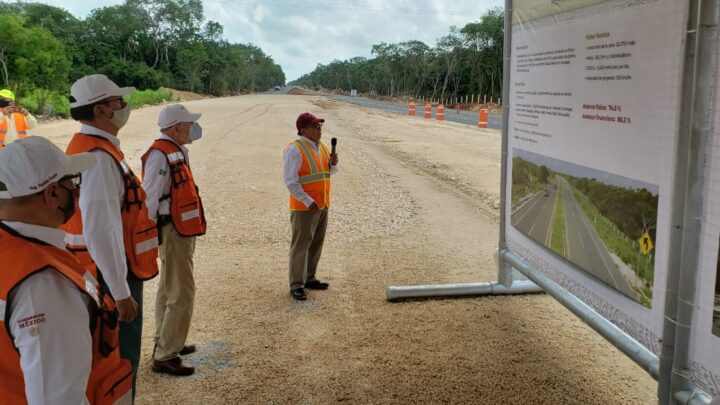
327, 95, 503, 130
511, 185, 557, 246
558, 177, 636, 298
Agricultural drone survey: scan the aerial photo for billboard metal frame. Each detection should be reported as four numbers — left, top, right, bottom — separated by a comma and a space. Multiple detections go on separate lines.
387, 0, 718, 403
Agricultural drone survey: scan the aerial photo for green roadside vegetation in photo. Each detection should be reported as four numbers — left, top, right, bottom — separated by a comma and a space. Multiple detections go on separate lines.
126, 89, 175, 109
550, 189, 565, 255
570, 188, 655, 287
511, 157, 551, 206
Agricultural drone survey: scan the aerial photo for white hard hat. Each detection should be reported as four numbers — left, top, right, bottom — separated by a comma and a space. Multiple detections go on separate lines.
158, 104, 202, 129
0, 136, 96, 199
70, 74, 135, 108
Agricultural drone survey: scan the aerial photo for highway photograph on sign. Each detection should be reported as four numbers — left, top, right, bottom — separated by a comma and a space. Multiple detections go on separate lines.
510, 149, 658, 307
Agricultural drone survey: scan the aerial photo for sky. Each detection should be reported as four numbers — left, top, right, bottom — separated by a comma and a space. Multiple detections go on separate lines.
25, 0, 503, 81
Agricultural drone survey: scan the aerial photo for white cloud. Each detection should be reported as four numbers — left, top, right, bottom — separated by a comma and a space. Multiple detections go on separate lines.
24, 0, 503, 81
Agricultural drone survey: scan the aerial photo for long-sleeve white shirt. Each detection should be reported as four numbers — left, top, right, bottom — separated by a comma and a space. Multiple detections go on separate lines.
0, 111, 37, 143
4, 221, 92, 405
72, 124, 131, 300
282, 136, 339, 207
142, 134, 189, 221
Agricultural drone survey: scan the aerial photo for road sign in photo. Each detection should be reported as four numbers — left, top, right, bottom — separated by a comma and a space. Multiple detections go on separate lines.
510, 149, 659, 307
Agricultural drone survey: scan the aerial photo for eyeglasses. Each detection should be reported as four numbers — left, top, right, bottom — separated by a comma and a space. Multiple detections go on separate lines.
59, 173, 82, 189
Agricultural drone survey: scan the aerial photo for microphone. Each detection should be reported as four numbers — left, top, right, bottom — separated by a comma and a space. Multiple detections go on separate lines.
331, 137, 337, 165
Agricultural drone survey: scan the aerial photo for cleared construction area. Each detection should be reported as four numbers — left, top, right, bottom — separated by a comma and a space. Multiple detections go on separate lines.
32, 94, 656, 403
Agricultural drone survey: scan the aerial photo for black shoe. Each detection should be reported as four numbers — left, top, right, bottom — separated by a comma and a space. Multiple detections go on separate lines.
152, 357, 195, 376
291, 288, 307, 301
305, 279, 329, 290
180, 345, 196, 356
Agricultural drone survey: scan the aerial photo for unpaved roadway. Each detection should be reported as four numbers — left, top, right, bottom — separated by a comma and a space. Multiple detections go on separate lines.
33, 94, 655, 404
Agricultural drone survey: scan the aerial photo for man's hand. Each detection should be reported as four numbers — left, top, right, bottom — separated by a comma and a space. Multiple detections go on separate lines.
308, 202, 319, 211
116, 296, 138, 323
330, 153, 338, 166
16, 107, 28, 116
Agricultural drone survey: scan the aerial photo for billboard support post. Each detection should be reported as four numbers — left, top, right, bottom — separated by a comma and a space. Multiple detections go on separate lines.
498, 0, 514, 289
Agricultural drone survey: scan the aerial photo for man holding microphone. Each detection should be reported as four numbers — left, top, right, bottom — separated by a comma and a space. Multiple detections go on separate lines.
283, 112, 339, 301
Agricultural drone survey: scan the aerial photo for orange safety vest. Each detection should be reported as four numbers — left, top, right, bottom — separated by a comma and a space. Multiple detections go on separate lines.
287, 137, 332, 211
0, 112, 28, 147
0, 223, 132, 405
61, 133, 159, 281
140, 139, 207, 237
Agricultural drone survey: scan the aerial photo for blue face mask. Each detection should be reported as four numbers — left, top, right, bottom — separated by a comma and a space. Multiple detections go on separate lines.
190, 122, 202, 141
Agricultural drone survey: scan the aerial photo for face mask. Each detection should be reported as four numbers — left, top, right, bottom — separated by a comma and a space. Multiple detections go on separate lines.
109, 105, 131, 129
57, 185, 76, 223
0, 100, 11, 108
190, 122, 203, 141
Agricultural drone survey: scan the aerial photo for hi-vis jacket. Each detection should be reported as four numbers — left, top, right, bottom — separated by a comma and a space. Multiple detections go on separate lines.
286, 137, 332, 211
0, 112, 28, 147
0, 222, 132, 405
62, 133, 159, 281
140, 139, 206, 236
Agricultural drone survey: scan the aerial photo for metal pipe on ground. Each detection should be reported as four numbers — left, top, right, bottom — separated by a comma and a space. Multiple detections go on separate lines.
501, 249, 661, 380
385, 280, 542, 301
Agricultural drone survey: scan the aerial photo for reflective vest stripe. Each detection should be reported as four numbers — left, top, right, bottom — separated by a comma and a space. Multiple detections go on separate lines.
294, 140, 319, 174
299, 172, 330, 183
119, 160, 131, 174
65, 233, 86, 246
136, 238, 158, 255
167, 152, 184, 163
0, 299, 5, 322
180, 209, 201, 222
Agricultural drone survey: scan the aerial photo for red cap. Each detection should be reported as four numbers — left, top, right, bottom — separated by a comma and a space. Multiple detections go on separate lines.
296, 112, 325, 134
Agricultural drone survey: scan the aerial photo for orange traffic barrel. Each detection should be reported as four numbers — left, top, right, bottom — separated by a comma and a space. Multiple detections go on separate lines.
424, 103, 431, 119
436, 105, 445, 121
408, 101, 416, 116
478, 108, 489, 128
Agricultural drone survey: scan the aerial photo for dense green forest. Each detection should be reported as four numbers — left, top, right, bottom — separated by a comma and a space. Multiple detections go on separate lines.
291, 7, 503, 102
567, 177, 658, 243
0, 0, 285, 115
511, 156, 550, 204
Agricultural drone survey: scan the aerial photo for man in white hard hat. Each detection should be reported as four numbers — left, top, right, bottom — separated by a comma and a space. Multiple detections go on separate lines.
61, 74, 159, 395
0, 136, 133, 404
141, 104, 206, 376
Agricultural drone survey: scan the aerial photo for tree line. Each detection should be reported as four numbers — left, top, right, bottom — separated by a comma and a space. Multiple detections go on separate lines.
291, 7, 503, 102
0, 0, 286, 114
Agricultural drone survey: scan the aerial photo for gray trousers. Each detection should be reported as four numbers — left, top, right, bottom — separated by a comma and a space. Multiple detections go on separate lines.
289, 209, 328, 289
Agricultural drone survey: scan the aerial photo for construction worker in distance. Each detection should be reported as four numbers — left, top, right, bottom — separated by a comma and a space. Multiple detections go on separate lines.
62, 74, 159, 396
0, 136, 133, 404
283, 112, 339, 301
141, 104, 206, 376
0, 89, 36, 148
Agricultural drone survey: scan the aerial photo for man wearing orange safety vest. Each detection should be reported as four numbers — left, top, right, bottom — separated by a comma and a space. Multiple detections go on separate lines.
62, 74, 159, 396
0, 136, 132, 404
141, 104, 206, 376
283, 112, 339, 301
0, 89, 36, 148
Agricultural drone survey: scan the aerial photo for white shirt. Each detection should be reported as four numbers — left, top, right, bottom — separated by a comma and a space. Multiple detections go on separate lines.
142, 134, 189, 220
0, 111, 37, 143
3, 221, 92, 405
282, 136, 339, 207
73, 124, 131, 300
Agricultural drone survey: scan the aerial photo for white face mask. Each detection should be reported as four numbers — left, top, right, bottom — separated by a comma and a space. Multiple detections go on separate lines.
109, 105, 131, 129
190, 122, 202, 141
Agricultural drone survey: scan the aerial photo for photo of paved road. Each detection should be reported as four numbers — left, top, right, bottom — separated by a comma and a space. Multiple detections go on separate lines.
511, 151, 657, 306
511, 183, 557, 246
557, 177, 636, 297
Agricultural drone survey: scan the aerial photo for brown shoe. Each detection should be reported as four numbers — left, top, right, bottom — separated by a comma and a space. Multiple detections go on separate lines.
152, 357, 195, 376
180, 345, 196, 355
